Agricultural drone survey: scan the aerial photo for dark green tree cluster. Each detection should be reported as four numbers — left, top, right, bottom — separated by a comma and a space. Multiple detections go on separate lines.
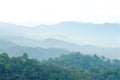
0, 53, 74, 80
44, 52, 120, 70
1, 52, 120, 80
44, 52, 120, 80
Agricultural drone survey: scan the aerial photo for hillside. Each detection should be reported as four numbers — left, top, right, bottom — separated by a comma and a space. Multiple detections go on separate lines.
44, 52, 120, 70
0, 53, 120, 80
0, 21, 120, 59
0, 40, 17, 49
0, 53, 73, 80
0, 40, 69, 60
0, 22, 120, 47
1, 38, 120, 59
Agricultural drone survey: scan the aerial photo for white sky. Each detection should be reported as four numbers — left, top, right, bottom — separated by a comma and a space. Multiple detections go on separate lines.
0, 0, 120, 25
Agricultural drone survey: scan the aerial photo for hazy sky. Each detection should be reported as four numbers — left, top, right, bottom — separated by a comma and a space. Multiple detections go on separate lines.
0, 0, 120, 25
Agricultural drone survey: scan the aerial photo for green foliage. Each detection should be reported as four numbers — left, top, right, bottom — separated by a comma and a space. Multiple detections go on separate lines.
0, 52, 120, 80
0, 53, 73, 80
44, 52, 120, 80
44, 52, 120, 70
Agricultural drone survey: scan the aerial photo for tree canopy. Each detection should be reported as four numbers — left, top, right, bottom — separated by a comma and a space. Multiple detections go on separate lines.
0, 52, 120, 80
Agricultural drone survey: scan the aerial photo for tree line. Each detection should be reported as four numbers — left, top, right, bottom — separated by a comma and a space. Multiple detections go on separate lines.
0, 52, 120, 80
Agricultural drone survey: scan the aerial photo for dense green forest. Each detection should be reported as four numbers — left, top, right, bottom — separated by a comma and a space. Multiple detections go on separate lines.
0, 52, 120, 80
44, 52, 120, 70
0, 53, 73, 80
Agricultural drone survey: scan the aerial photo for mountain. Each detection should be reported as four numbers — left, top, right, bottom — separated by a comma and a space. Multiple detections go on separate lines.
0, 21, 120, 47
0, 22, 120, 80
0, 37, 120, 59
0, 39, 17, 49
0, 22, 120, 59
4, 46, 69, 60
0, 39, 69, 60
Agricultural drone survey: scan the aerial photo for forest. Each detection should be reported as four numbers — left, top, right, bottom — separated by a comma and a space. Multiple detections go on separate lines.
0, 0, 120, 80
0, 52, 120, 80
